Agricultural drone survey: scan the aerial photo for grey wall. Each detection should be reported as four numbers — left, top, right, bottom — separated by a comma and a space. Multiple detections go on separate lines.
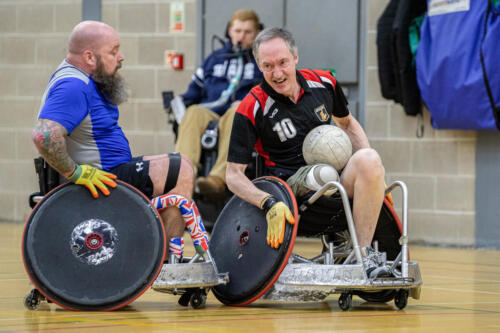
476, 132, 500, 249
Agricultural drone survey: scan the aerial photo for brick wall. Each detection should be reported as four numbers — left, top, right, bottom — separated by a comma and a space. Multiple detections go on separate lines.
0, 0, 195, 223
101, 0, 195, 162
365, 0, 475, 246
0, 0, 81, 222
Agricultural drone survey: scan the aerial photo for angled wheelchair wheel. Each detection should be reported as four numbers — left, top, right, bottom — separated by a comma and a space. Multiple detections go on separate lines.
209, 176, 299, 306
22, 180, 166, 311
372, 198, 403, 261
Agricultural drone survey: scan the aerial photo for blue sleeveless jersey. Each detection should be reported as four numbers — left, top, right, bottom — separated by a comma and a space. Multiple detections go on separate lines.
38, 60, 132, 170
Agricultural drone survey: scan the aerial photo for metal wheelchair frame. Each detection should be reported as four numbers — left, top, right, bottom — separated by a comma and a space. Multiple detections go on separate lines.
262, 180, 422, 310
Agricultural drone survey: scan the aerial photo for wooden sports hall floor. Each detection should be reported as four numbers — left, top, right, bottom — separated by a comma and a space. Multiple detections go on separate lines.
1, 222, 500, 332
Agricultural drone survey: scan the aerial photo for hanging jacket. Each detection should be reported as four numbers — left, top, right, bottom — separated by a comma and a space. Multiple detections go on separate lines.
181, 41, 263, 116
377, 0, 427, 116
377, 0, 400, 102
416, 0, 500, 130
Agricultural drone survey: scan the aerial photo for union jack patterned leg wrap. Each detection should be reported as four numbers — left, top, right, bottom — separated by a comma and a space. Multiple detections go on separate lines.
169, 237, 184, 260
152, 194, 209, 255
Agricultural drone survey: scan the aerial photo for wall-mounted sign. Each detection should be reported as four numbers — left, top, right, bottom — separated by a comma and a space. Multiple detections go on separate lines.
170, 2, 185, 32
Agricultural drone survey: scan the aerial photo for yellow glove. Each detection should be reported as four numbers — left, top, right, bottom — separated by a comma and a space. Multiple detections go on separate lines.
68, 164, 117, 198
261, 196, 295, 249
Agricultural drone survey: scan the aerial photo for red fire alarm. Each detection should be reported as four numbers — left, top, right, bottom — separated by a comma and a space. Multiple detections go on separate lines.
166, 52, 183, 70
171, 54, 183, 70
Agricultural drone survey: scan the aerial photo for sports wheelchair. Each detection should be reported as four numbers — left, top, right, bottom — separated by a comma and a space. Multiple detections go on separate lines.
23, 158, 227, 310
208, 176, 422, 310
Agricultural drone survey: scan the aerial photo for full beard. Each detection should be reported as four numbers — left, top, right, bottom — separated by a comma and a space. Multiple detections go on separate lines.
92, 58, 129, 106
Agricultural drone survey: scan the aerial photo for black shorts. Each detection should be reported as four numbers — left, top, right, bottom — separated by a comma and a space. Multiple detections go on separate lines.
110, 156, 154, 198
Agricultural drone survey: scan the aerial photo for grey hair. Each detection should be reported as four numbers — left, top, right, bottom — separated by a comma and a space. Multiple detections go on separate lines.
252, 27, 298, 62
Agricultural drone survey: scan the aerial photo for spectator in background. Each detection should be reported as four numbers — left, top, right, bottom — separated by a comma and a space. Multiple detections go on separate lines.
175, 9, 263, 200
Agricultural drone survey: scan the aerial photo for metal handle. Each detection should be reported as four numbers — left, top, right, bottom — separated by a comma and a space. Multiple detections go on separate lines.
303, 180, 410, 278
305, 181, 365, 276
385, 181, 409, 277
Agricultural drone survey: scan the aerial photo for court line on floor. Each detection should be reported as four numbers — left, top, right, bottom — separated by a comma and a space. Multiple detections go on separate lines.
424, 286, 500, 296
414, 304, 500, 314
422, 274, 500, 283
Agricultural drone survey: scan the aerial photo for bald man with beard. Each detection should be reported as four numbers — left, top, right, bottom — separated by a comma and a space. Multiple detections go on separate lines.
32, 21, 194, 258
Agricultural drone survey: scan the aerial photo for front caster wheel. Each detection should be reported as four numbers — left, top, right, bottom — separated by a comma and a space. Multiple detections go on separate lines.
190, 289, 207, 309
338, 293, 352, 311
178, 289, 193, 307
24, 289, 42, 310
394, 289, 408, 309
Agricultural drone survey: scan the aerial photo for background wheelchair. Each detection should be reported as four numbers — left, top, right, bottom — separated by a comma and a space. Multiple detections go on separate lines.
162, 91, 263, 231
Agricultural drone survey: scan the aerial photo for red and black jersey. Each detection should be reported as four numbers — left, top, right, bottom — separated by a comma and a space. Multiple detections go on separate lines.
228, 69, 349, 180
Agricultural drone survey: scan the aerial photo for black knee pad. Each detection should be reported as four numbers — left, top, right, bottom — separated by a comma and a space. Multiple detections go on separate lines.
164, 152, 181, 193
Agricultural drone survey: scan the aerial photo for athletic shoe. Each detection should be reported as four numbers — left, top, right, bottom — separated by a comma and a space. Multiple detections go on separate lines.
360, 246, 391, 279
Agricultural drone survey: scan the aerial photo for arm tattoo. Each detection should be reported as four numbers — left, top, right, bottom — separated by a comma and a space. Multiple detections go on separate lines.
32, 119, 76, 178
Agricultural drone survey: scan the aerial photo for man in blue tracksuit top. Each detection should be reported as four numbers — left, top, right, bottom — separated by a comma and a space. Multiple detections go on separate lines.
32, 21, 194, 249
175, 9, 263, 200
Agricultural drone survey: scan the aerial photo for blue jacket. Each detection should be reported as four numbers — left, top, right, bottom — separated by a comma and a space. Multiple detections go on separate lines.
181, 41, 263, 116
416, 0, 500, 130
